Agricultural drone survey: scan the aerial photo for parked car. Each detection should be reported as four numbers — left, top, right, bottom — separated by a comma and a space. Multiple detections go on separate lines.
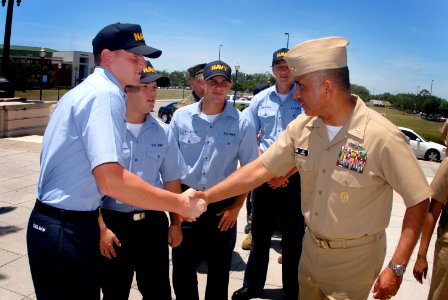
158, 101, 178, 123
399, 127, 446, 162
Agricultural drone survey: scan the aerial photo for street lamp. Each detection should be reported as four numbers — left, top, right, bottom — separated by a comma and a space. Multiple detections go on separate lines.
416, 85, 420, 95
39, 47, 46, 100
284, 32, 289, 49
233, 63, 240, 107
182, 72, 186, 98
431, 80, 434, 95
57, 62, 62, 100
219, 44, 223, 60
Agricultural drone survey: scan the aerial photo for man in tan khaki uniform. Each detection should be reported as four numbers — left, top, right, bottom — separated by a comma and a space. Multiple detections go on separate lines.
193, 36, 430, 300
413, 158, 448, 300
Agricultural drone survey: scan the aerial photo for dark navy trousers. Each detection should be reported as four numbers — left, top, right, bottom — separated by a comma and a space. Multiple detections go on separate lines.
172, 194, 237, 300
243, 173, 304, 299
27, 201, 100, 300
100, 209, 171, 300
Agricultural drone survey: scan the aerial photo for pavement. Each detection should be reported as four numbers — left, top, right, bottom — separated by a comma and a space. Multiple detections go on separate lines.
0, 134, 441, 300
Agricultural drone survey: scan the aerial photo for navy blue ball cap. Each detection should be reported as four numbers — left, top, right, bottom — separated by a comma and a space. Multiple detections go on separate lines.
203, 60, 232, 81
272, 48, 289, 65
92, 23, 162, 58
253, 83, 270, 95
140, 61, 170, 87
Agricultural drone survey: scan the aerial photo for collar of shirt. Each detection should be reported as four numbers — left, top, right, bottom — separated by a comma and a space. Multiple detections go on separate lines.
306, 95, 367, 142
93, 66, 126, 99
189, 99, 240, 121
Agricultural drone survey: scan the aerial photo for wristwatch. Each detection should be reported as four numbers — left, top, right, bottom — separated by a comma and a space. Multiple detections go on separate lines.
388, 261, 406, 276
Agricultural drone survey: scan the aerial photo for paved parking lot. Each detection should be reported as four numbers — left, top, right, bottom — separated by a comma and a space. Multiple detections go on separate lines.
0, 133, 440, 299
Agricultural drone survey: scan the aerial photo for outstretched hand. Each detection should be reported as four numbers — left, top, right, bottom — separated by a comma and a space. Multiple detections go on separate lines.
179, 188, 207, 220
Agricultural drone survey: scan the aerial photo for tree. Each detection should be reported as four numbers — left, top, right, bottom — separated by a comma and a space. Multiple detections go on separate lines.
350, 84, 370, 101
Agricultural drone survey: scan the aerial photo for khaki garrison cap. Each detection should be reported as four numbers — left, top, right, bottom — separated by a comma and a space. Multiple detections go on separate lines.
284, 36, 349, 77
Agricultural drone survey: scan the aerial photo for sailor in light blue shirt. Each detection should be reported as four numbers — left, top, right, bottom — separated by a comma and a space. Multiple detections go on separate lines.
242, 83, 302, 153
99, 62, 183, 299
170, 60, 258, 300
171, 100, 257, 191
37, 66, 127, 211
101, 118, 185, 212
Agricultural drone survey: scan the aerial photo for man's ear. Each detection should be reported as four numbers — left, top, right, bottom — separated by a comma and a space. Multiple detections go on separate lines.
100, 49, 112, 66
323, 79, 334, 97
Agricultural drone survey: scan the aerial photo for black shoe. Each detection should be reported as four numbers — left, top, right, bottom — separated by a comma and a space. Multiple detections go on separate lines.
232, 287, 262, 300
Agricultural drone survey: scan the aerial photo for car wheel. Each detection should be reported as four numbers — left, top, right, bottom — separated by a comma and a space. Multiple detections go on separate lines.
160, 113, 170, 123
425, 149, 440, 162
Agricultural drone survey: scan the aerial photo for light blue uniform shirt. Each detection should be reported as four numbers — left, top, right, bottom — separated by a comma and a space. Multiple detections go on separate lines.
37, 67, 127, 211
170, 100, 258, 191
242, 84, 302, 152
101, 115, 186, 212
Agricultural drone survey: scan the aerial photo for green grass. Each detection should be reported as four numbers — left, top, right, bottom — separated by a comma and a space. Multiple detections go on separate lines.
369, 105, 445, 144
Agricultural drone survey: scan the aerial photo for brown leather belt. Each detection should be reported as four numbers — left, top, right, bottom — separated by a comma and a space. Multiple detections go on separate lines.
308, 228, 383, 249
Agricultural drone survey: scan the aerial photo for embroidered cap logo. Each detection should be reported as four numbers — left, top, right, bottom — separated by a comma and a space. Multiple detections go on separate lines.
211, 64, 228, 71
133, 32, 144, 41
142, 66, 156, 74
276, 51, 286, 58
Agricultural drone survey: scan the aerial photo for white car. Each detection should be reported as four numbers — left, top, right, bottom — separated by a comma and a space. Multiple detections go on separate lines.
399, 127, 446, 162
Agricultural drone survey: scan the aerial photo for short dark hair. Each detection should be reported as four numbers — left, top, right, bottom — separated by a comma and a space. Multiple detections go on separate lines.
94, 53, 102, 66
315, 67, 350, 92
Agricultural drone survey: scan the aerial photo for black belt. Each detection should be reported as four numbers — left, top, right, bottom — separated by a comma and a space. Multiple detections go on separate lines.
34, 199, 99, 221
100, 208, 164, 222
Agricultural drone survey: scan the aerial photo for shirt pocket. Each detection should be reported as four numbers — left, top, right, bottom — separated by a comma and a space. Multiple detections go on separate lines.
146, 146, 165, 162
331, 168, 368, 189
179, 132, 202, 146
295, 156, 315, 182
258, 109, 277, 131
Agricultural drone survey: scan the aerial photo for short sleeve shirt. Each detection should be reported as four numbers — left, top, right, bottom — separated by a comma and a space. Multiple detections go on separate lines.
242, 84, 302, 152
37, 67, 127, 211
261, 96, 431, 239
431, 158, 448, 205
170, 100, 258, 191
101, 115, 186, 212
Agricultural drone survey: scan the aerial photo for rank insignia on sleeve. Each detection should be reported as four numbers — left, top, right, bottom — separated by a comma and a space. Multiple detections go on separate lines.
295, 148, 309, 156
336, 145, 367, 174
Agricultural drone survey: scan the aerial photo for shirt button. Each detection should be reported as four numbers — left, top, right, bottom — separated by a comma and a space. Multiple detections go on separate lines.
134, 159, 138, 162
318, 190, 322, 195
322, 169, 326, 173
203, 172, 206, 175
315, 212, 319, 216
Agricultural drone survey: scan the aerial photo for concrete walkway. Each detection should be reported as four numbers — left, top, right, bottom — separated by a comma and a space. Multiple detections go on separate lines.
0, 135, 439, 299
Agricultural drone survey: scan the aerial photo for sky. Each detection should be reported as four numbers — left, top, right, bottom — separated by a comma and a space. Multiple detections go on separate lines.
1, 0, 447, 99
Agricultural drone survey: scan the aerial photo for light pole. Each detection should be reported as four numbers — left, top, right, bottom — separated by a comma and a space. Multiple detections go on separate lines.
219, 44, 223, 60
284, 32, 289, 49
182, 72, 186, 98
416, 85, 420, 95
57, 62, 62, 100
39, 47, 46, 100
233, 63, 240, 107
431, 80, 434, 95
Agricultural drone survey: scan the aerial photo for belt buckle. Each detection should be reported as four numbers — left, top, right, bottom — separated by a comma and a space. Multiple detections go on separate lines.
314, 236, 330, 249
133, 212, 145, 221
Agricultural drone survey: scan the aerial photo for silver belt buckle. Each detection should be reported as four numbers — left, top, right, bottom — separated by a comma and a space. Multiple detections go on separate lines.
133, 212, 145, 221
314, 236, 331, 249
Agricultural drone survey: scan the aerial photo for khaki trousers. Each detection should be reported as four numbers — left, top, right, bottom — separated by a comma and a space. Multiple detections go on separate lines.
428, 226, 448, 300
299, 229, 386, 300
